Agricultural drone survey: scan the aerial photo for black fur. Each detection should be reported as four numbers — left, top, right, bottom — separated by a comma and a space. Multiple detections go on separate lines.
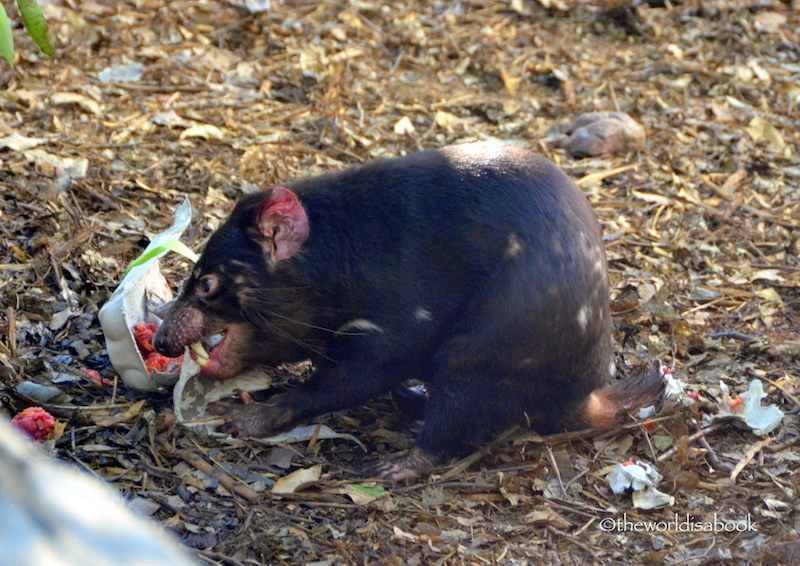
158, 141, 614, 463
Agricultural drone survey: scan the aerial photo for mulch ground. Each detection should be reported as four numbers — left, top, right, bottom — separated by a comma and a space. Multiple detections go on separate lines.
1, 0, 799, 564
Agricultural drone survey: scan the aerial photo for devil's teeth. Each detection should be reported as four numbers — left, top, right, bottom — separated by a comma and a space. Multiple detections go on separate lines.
208, 332, 225, 347
190, 341, 210, 366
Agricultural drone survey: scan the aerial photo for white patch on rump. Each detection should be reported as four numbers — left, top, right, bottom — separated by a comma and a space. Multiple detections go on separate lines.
337, 319, 385, 334
414, 307, 433, 322
504, 232, 524, 260
577, 305, 589, 330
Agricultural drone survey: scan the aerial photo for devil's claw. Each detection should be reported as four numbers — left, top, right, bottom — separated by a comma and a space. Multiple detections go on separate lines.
363, 447, 435, 482
207, 399, 294, 439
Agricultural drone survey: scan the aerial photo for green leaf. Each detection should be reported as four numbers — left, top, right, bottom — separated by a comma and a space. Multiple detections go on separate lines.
0, 4, 14, 67
348, 484, 385, 497
122, 238, 199, 279
16, 0, 54, 56
652, 434, 674, 452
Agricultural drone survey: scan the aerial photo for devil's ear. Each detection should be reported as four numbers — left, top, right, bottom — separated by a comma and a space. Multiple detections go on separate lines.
250, 187, 309, 264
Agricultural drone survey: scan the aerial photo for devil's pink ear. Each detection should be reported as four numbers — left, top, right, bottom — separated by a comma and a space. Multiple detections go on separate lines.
254, 187, 309, 263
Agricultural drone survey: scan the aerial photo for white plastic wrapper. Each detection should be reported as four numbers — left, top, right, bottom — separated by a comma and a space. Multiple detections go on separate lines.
717, 379, 784, 436
607, 460, 674, 510
98, 198, 193, 390
225, 0, 272, 12
608, 460, 661, 494
173, 355, 269, 425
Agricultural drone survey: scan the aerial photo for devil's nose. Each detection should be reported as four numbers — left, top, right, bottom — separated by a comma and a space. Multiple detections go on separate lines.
152, 327, 181, 358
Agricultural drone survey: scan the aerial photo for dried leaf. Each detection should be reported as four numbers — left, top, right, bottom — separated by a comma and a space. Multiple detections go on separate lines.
180, 124, 227, 141
536, 0, 569, 11
393, 116, 415, 135
0, 132, 47, 151
632, 190, 674, 206
51, 92, 103, 115
746, 116, 787, 154
434, 110, 461, 131
753, 11, 786, 33
272, 465, 322, 494
24, 149, 88, 178
499, 65, 521, 97
747, 269, 784, 283
93, 399, 146, 427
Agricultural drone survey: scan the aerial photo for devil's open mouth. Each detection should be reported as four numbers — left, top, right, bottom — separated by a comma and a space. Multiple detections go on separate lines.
189, 330, 227, 370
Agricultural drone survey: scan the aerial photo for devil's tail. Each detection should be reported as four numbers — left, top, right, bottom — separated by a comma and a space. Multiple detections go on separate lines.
583, 362, 666, 429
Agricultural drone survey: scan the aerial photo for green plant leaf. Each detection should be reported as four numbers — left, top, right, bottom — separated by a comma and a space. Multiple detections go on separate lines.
0, 4, 14, 67
348, 484, 385, 497
122, 238, 199, 279
16, 0, 53, 56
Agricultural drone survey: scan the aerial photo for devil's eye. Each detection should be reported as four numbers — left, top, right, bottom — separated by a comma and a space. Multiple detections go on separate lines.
198, 275, 219, 297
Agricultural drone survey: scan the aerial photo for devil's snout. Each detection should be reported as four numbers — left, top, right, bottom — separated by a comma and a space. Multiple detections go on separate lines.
153, 325, 183, 358
152, 304, 204, 358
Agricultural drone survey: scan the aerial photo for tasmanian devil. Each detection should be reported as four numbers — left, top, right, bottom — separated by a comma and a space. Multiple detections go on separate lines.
154, 141, 663, 481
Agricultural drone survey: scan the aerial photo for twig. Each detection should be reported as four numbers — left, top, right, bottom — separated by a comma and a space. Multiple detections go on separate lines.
701, 175, 798, 228
576, 164, 638, 186
170, 447, 262, 502
697, 437, 732, 472
545, 445, 567, 498
762, 376, 800, 412
708, 332, 756, 341
657, 423, 725, 463
5, 307, 16, 358
767, 435, 800, 453
547, 526, 596, 555
730, 437, 774, 483
439, 427, 520, 480
197, 549, 248, 566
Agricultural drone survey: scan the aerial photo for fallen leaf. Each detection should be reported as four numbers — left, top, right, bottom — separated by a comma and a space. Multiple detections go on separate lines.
51, 92, 103, 116
499, 65, 521, 97
24, 149, 89, 178
272, 465, 322, 494
753, 11, 786, 33
393, 116, 415, 135
434, 110, 461, 131
632, 487, 675, 510
748, 60, 771, 86
536, 0, 568, 11
755, 288, 782, 302
340, 483, 385, 505
748, 269, 784, 283
93, 400, 147, 427
151, 111, 197, 128
632, 190, 674, 206
180, 124, 227, 140
0, 132, 47, 151
746, 116, 787, 154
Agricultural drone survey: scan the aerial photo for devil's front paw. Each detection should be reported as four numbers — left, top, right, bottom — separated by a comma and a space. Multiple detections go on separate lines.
362, 446, 435, 482
207, 399, 293, 438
